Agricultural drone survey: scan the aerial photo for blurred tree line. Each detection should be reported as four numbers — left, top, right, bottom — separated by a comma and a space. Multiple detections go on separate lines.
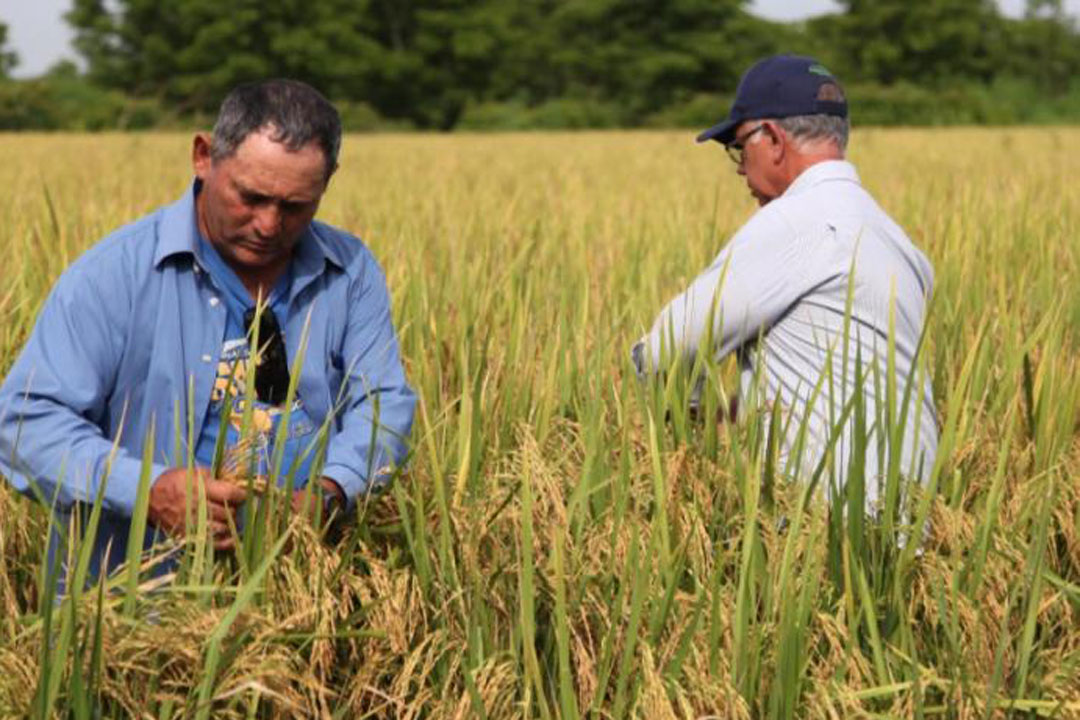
1, 0, 1079, 131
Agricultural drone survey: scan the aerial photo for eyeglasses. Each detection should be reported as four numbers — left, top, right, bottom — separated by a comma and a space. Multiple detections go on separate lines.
243, 308, 291, 405
725, 123, 767, 165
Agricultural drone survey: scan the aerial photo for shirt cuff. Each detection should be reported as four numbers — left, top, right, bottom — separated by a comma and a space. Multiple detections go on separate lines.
102, 455, 171, 517
322, 462, 395, 513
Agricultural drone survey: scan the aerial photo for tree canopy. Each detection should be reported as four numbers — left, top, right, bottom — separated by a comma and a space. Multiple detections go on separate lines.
0, 22, 17, 79
4, 0, 1077, 130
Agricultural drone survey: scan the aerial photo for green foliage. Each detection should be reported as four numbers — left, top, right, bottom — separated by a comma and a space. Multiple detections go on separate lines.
0, 22, 17, 79
57, 0, 823, 128
0, 62, 163, 131
3, 128, 1080, 716
68, 0, 375, 112
823, 0, 1004, 85
0, 0, 1075, 130
65, 0, 518, 129
848, 77, 1080, 126
337, 101, 411, 133
643, 93, 732, 129
458, 99, 626, 131
999, 4, 1080, 94
523, 0, 748, 116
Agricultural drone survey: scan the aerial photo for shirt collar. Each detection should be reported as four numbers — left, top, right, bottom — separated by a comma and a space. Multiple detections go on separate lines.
153, 181, 202, 268
781, 159, 860, 199
294, 221, 346, 277
153, 180, 345, 274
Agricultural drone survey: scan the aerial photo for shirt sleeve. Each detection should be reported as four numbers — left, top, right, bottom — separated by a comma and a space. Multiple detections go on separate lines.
0, 262, 165, 516
321, 256, 416, 511
632, 208, 833, 375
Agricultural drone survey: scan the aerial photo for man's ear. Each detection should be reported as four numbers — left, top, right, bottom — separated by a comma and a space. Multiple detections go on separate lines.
324, 161, 339, 188
765, 121, 786, 165
192, 132, 213, 180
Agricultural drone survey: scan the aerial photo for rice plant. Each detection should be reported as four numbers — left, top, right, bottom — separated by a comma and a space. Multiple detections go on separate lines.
0, 128, 1078, 718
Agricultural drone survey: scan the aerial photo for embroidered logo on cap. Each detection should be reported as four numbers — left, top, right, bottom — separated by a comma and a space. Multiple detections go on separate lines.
816, 82, 845, 102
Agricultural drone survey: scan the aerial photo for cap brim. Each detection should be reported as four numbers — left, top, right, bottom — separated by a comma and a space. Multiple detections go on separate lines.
696, 118, 738, 144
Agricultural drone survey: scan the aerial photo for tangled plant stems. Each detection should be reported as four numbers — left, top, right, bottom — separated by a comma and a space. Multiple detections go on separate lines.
0, 129, 1078, 718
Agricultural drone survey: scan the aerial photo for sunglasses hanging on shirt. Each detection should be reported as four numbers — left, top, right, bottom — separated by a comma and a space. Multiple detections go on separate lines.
243, 307, 291, 406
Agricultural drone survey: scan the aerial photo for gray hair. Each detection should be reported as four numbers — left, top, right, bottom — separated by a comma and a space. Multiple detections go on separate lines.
775, 114, 850, 153
211, 79, 342, 179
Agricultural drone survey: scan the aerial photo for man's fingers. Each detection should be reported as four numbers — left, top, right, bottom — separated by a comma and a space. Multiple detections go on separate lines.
150, 466, 210, 532
208, 519, 230, 536
175, 498, 237, 526
149, 467, 249, 551
211, 510, 239, 550
203, 479, 248, 506
207, 502, 238, 525
212, 531, 237, 551
209, 519, 236, 547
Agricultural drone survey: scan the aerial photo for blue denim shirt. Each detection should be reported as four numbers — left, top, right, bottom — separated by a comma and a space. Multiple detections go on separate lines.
0, 183, 416, 580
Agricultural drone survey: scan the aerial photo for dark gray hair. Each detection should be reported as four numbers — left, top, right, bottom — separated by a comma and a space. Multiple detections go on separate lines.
210, 79, 342, 179
776, 114, 850, 153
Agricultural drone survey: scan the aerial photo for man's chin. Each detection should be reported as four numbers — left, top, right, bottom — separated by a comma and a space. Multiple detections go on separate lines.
230, 249, 271, 267
220, 248, 288, 279
233, 240, 289, 265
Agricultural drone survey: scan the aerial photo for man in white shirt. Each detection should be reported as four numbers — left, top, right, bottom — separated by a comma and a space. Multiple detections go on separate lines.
632, 55, 938, 510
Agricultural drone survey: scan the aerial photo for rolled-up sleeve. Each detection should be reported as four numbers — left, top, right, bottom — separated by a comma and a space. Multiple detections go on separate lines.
632, 208, 826, 376
0, 263, 164, 516
322, 256, 415, 510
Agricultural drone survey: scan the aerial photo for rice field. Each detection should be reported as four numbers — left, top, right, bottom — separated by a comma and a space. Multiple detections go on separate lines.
0, 128, 1079, 718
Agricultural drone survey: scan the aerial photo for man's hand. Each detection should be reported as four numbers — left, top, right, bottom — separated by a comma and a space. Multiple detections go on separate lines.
292, 478, 347, 529
148, 467, 248, 550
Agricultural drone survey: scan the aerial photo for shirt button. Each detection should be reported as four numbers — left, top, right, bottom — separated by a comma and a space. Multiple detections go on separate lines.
209, 297, 220, 307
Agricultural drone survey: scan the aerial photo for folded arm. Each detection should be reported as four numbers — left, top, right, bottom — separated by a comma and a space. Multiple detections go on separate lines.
321, 259, 416, 511
632, 212, 822, 377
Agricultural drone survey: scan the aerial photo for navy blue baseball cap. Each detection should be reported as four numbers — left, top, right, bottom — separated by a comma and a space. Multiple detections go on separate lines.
697, 54, 848, 145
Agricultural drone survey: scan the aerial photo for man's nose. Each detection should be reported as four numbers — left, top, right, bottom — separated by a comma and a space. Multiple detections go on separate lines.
253, 204, 282, 239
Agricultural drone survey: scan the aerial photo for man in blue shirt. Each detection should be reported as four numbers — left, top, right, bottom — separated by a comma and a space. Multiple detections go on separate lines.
0, 79, 416, 582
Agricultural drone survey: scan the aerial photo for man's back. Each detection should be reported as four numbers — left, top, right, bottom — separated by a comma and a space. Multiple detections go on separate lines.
738, 160, 938, 501
636, 54, 939, 512
635, 159, 938, 508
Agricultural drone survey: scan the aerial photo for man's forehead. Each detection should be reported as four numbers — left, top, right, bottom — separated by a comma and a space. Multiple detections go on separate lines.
229, 168, 327, 204
225, 130, 326, 174
230, 129, 323, 163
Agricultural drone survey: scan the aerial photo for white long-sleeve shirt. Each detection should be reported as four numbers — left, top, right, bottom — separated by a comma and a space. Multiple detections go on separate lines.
633, 160, 938, 507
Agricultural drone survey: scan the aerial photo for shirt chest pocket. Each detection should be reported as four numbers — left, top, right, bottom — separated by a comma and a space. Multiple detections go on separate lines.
325, 306, 350, 401
328, 350, 346, 396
